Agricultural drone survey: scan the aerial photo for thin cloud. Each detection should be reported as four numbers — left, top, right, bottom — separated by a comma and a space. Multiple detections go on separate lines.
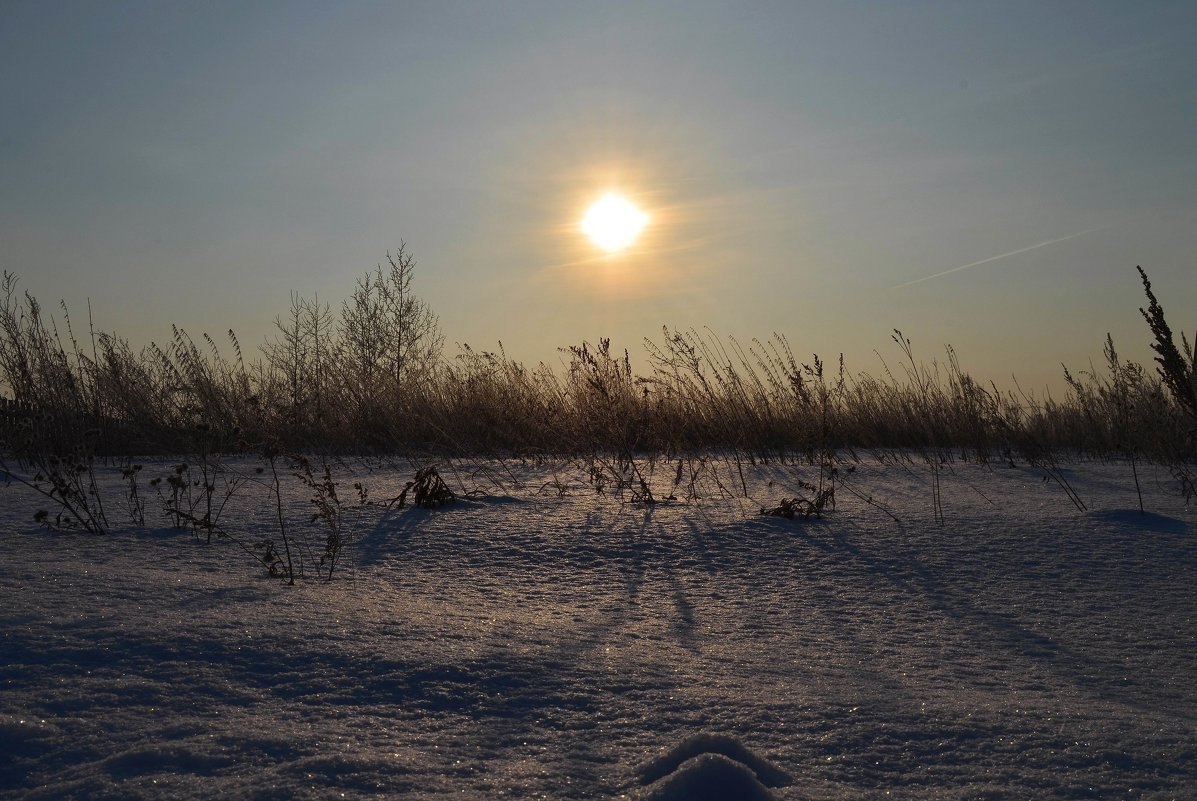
894, 228, 1102, 289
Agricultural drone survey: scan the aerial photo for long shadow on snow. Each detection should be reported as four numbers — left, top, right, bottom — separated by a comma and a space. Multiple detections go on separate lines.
1, 620, 597, 720
350, 504, 425, 568
543, 504, 681, 662
0, 623, 619, 795
808, 517, 1183, 717
351, 495, 534, 570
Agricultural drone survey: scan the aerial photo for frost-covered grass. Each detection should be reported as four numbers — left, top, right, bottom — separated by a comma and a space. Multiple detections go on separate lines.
2, 457, 1195, 799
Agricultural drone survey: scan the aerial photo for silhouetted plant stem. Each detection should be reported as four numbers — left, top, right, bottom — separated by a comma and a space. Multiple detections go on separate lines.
267, 454, 295, 585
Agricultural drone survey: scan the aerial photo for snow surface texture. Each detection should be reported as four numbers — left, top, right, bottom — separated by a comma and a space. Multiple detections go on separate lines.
1, 457, 1195, 799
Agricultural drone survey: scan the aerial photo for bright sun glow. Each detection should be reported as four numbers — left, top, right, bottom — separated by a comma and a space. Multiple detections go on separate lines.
581, 193, 648, 253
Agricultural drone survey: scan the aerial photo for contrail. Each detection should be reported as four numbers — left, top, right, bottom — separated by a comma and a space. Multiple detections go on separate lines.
893, 227, 1101, 289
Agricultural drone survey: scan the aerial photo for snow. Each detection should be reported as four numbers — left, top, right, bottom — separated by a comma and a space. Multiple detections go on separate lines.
1, 456, 1195, 799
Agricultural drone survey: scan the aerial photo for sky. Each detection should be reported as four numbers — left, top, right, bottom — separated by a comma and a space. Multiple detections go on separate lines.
3, 1, 1196, 394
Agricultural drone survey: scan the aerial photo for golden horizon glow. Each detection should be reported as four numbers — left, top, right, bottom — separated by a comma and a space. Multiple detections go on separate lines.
580, 193, 648, 253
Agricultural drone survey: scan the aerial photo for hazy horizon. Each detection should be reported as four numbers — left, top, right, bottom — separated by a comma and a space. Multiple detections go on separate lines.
4, 1, 1196, 395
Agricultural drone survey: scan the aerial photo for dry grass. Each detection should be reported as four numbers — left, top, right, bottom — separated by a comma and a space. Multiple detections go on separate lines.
1, 263, 1194, 472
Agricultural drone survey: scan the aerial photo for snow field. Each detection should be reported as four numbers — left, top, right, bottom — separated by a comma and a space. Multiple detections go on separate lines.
1, 457, 1195, 799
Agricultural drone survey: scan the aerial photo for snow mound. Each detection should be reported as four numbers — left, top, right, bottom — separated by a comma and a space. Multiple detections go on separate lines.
637, 733, 791, 800
638, 753, 778, 801
1088, 508, 1188, 534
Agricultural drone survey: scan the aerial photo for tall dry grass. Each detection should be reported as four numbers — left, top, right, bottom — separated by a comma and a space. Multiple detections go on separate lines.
1, 260, 1194, 469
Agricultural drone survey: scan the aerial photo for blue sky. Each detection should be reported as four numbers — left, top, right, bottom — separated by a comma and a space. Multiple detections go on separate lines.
3, 1, 1195, 393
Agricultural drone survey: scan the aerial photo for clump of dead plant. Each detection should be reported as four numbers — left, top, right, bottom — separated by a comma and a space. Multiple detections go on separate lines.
389, 465, 456, 509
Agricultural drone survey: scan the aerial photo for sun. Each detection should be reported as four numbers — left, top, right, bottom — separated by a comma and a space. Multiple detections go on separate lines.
581, 193, 648, 253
